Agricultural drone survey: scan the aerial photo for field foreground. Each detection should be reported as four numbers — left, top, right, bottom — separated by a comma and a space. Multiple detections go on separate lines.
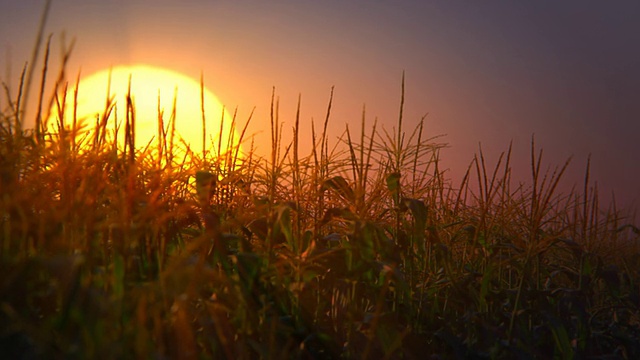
1, 73, 640, 359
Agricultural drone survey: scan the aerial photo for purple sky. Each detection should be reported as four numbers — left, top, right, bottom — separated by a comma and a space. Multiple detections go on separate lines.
2, 0, 639, 212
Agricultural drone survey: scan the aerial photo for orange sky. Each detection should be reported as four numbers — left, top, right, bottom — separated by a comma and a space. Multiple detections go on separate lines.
2, 1, 639, 212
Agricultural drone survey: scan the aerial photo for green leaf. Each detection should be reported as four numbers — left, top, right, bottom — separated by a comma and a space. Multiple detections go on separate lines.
303, 269, 318, 283
274, 204, 293, 247
479, 265, 494, 312
386, 172, 401, 205
402, 198, 427, 252
547, 314, 575, 359
195, 170, 215, 205
112, 254, 125, 300
234, 252, 263, 287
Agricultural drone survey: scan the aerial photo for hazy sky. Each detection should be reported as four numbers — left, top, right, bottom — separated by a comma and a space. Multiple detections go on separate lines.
1, 0, 639, 211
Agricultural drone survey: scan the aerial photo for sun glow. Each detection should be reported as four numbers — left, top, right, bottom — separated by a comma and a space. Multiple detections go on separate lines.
48, 64, 239, 156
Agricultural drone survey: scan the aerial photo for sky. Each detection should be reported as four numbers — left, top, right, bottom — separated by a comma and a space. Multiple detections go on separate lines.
1, 0, 639, 212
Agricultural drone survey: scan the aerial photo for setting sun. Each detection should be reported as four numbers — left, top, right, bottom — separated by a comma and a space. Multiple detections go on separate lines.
49, 64, 239, 156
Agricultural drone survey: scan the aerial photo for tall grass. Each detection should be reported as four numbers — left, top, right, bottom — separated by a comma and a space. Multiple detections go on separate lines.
1, 32, 639, 359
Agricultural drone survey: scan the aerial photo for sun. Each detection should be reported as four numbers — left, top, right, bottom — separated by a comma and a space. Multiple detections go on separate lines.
49, 64, 239, 156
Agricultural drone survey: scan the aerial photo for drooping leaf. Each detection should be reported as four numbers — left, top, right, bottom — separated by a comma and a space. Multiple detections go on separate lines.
248, 217, 269, 241
322, 176, 355, 204
320, 207, 357, 225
